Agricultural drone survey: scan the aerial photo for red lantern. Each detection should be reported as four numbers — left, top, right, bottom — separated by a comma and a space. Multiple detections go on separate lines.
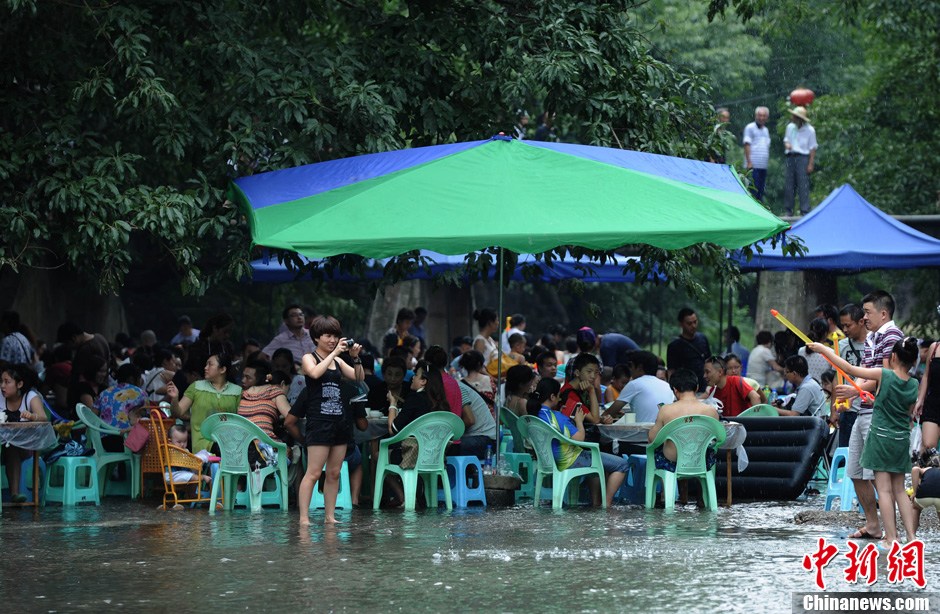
790, 88, 815, 106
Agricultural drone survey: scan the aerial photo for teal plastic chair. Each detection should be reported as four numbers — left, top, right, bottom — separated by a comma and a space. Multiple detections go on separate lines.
503, 411, 536, 499
520, 415, 606, 509
644, 415, 726, 511
738, 404, 778, 417
201, 413, 289, 513
373, 411, 464, 511
499, 408, 528, 454
75, 404, 141, 499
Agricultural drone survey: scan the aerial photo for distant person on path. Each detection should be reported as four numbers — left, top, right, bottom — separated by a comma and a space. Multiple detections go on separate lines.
666, 308, 711, 392
533, 110, 556, 142
500, 313, 526, 353
742, 106, 771, 201
747, 330, 785, 391
513, 109, 529, 140
783, 105, 817, 216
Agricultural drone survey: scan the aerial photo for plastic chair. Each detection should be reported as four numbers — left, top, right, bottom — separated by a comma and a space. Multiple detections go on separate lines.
824, 446, 859, 511
501, 408, 537, 498
645, 415, 726, 511
310, 461, 353, 511
44, 456, 101, 506
521, 415, 607, 509
75, 403, 141, 499
148, 409, 215, 510
201, 413, 288, 513
437, 456, 486, 508
738, 404, 779, 417
499, 409, 528, 454
373, 412, 464, 511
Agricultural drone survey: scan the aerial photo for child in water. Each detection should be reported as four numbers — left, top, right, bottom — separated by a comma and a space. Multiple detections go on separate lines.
808, 338, 920, 546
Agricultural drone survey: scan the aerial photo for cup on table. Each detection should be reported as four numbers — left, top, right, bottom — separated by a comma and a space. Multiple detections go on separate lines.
369, 410, 384, 419
623, 413, 636, 424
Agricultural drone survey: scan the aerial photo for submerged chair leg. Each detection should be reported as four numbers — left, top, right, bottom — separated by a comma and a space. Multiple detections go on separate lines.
662, 474, 676, 511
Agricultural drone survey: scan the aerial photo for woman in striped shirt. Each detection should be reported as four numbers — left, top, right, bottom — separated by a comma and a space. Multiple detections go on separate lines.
238, 358, 291, 441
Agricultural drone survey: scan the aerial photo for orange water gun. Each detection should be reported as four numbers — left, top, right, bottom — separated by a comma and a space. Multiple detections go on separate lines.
770, 309, 874, 404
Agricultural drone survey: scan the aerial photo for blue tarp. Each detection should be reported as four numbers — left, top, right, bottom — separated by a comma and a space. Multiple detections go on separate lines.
249, 251, 653, 284
738, 184, 940, 271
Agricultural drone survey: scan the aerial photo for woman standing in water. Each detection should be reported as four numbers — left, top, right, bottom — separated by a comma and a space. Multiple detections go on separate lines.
292, 316, 363, 526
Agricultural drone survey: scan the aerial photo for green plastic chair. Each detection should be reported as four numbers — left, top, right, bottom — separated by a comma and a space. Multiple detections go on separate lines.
499, 408, 528, 454
372, 411, 464, 511
738, 404, 778, 417
75, 403, 141, 499
201, 413, 289, 513
520, 415, 606, 509
644, 415, 726, 511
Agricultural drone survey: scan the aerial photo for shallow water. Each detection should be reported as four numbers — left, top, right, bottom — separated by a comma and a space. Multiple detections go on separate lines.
2, 498, 937, 612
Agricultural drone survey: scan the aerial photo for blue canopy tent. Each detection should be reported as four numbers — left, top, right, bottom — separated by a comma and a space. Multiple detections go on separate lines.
249, 250, 657, 284
738, 184, 940, 272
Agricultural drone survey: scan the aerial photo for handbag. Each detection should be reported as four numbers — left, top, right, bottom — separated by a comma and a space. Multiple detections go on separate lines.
485, 354, 519, 378
124, 421, 150, 452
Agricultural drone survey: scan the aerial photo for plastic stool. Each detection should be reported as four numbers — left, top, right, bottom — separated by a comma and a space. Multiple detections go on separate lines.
438, 456, 486, 508
20, 457, 46, 503
233, 470, 285, 509
504, 452, 536, 499
311, 461, 353, 511
824, 447, 855, 511
44, 456, 101, 506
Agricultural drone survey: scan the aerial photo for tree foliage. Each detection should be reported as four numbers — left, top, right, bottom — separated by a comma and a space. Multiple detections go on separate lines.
1, 0, 780, 298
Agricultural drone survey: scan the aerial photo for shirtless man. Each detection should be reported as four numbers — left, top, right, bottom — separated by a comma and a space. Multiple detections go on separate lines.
650, 368, 721, 462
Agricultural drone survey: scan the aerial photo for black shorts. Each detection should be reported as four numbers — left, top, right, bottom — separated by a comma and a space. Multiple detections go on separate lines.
922, 398, 940, 426
305, 418, 352, 447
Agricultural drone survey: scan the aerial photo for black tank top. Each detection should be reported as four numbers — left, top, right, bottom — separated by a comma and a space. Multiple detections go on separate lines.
305, 353, 344, 420
925, 357, 940, 407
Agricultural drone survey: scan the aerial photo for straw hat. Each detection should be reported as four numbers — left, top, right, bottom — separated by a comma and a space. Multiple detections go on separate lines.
789, 106, 810, 123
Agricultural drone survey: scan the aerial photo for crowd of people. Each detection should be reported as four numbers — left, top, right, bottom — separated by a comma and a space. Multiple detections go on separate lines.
1, 286, 936, 542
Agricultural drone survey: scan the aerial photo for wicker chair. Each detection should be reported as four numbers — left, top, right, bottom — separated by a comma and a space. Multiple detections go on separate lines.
149, 408, 214, 509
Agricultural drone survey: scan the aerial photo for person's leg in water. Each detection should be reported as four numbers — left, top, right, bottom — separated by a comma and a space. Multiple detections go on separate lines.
298, 445, 330, 527
321, 443, 347, 524
848, 414, 881, 538
891, 472, 917, 543
874, 471, 899, 545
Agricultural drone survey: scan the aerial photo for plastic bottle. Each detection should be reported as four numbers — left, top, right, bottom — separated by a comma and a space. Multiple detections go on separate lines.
769, 389, 778, 404
484, 445, 493, 475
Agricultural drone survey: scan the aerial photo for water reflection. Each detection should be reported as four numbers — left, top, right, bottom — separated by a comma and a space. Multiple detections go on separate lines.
3, 498, 938, 612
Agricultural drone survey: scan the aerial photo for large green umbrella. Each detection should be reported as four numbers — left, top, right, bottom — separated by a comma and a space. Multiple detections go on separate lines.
232, 136, 787, 259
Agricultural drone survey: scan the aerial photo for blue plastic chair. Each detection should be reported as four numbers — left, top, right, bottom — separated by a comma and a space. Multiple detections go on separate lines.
520, 415, 606, 509
310, 461, 353, 511
201, 413, 288, 513
373, 412, 464, 511
75, 403, 141, 499
645, 415, 726, 511
825, 446, 859, 512
437, 456, 486, 508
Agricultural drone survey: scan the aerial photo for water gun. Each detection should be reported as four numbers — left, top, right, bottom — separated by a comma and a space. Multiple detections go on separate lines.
770, 309, 875, 404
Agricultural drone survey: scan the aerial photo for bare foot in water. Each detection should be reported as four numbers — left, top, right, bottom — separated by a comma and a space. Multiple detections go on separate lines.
324, 516, 338, 524
299, 515, 311, 527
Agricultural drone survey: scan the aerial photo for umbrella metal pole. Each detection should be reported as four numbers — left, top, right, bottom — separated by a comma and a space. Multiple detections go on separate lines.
495, 247, 504, 471
718, 282, 724, 354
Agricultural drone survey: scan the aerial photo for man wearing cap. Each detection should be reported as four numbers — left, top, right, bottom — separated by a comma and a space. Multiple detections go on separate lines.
783, 105, 817, 216
742, 106, 771, 202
